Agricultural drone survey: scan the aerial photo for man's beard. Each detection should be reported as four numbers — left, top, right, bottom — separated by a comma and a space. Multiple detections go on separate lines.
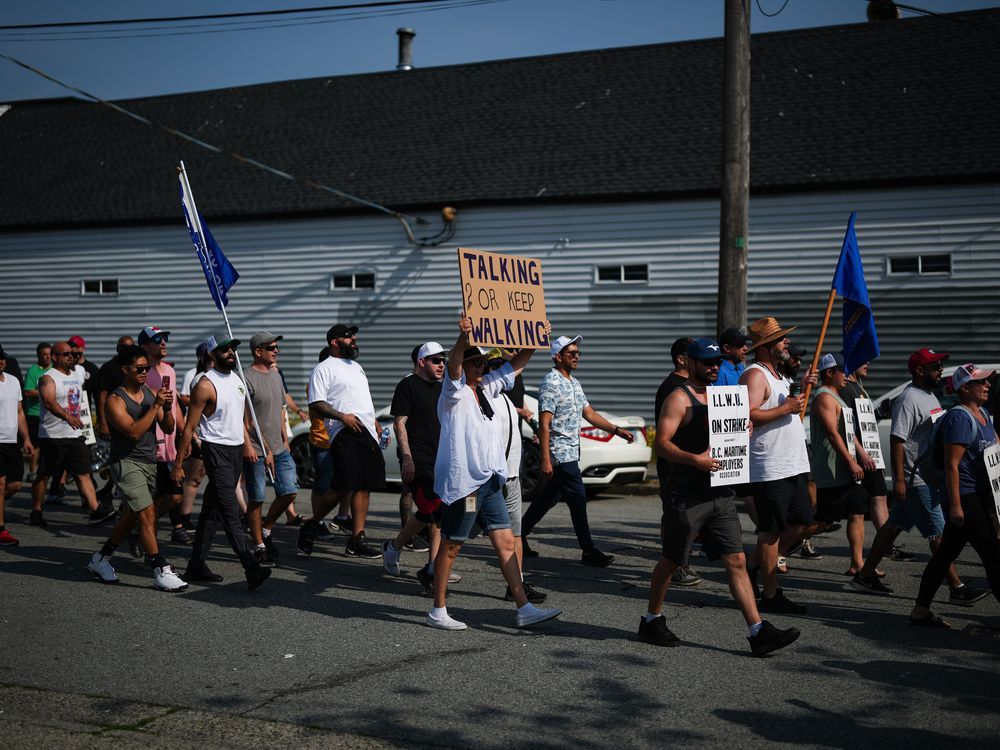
337, 341, 359, 360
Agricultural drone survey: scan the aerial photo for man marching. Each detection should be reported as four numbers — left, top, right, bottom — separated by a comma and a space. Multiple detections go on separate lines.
639, 337, 799, 656
172, 334, 270, 591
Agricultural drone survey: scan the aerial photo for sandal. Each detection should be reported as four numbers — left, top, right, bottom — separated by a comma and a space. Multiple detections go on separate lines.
909, 612, 951, 628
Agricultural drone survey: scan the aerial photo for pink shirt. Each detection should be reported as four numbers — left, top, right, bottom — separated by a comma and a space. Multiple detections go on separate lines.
145, 361, 180, 463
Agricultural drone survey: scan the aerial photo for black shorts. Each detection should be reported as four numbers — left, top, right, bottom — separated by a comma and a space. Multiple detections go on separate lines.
37, 437, 91, 479
329, 429, 386, 492
861, 468, 887, 499
815, 483, 869, 522
26, 415, 40, 442
0, 443, 24, 483
661, 491, 743, 564
751, 472, 814, 533
156, 461, 183, 497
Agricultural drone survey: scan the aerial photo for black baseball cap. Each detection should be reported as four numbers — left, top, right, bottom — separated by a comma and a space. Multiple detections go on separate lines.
720, 327, 751, 347
327, 324, 358, 341
788, 343, 808, 357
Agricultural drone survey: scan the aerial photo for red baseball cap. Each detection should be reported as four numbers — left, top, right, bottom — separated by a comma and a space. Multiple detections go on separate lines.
68, 335, 86, 349
907, 347, 949, 374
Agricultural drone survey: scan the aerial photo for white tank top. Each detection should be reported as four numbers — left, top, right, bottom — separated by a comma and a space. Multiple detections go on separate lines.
197, 370, 246, 446
39, 367, 86, 440
746, 362, 810, 482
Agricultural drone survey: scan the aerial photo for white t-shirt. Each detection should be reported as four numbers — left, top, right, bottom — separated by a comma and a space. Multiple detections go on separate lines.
307, 357, 377, 442
482, 368, 521, 479
434, 363, 512, 504
745, 362, 810, 482
39, 367, 86, 440
196, 370, 246, 447
0, 374, 23, 444
180, 366, 208, 397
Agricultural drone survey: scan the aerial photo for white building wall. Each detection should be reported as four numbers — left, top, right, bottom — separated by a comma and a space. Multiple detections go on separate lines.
1, 182, 997, 421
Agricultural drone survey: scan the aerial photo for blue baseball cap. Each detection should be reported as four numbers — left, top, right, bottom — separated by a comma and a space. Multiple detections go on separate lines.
687, 338, 722, 360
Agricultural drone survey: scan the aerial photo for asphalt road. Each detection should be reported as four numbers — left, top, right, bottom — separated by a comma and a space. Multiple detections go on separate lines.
2, 486, 999, 749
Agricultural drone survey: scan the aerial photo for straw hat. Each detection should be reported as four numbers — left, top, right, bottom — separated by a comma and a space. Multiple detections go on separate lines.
748, 317, 797, 350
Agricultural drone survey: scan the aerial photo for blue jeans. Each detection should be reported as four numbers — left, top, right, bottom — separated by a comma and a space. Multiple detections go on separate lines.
440, 474, 511, 542
244, 449, 298, 502
521, 460, 595, 552
888, 483, 945, 538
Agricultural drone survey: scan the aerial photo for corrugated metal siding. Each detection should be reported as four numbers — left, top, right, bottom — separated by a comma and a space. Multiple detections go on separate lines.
1, 183, 997, 423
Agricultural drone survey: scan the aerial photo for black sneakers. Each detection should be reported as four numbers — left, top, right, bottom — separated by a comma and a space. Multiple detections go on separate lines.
346, 533, 382, 559
297, 519, 319, 555
505, 581, 548, 603
950, 585, 989, 606
748, 620, 800, 657
246, 563, 271, 591
850, 574, 893, 595
581, 548, 614, 567
87, 502, 117, 526
638, 615, 680, 647
758, 589, 807, 615
263, 535, 280, 565
29, 510, 47, 528
184, 565, 224, 583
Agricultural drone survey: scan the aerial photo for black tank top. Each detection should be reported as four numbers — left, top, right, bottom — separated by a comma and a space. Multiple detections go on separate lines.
670, 385, 730, 500
109, 386, 157, 464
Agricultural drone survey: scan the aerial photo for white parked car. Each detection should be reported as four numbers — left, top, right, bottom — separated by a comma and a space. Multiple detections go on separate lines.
290, 392, 652, 499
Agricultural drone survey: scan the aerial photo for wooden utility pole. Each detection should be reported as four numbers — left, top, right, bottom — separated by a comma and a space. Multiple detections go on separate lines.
716, 0, 750, 335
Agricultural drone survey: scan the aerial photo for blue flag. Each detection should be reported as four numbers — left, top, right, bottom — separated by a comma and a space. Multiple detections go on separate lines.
832, 212, 879, 373
179, 175, 239, 311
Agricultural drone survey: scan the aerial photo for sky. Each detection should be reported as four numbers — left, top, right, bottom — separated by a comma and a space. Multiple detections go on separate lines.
1, 0, 997, 102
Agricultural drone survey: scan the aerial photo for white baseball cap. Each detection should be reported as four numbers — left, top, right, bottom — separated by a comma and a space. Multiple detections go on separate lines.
550, 335, 582, 358
417, 341, 447, 360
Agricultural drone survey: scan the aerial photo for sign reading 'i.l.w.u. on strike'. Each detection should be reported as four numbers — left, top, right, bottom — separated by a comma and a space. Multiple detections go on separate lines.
457, 248, 550, 349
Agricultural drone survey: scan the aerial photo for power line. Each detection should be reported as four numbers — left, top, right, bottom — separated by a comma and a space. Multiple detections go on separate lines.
0, 1, 460, 31
0, 51, 451, 247
755, 0, 790, 18
0, 0, 507, 43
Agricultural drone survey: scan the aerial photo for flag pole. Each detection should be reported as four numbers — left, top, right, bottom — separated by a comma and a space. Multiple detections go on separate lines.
178, 161, 272, 480
800, 288, 837, 420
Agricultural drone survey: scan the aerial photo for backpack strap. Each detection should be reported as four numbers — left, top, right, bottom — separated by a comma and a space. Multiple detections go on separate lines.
907, 405, 977, 487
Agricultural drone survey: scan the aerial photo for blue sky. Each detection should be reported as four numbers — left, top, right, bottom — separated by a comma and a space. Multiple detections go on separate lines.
1, 1, 997, 102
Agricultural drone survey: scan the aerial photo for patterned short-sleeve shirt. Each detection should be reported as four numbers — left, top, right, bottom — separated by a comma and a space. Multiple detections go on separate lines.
538, 369, 589, 465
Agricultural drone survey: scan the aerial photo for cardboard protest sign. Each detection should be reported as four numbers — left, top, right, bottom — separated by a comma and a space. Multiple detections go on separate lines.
984, 443, 1000, 521
709, 385, 751, 487
854, 397, 884, 469
457, 248, 549, 350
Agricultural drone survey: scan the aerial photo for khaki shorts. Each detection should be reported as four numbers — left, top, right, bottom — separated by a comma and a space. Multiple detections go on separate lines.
111, 458, 157, 512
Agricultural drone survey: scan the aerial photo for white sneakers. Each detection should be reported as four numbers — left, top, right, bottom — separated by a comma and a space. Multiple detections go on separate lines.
87, 553, 119, 584
426, 611, 468, 631
382, 540, 402, 576
154, 565, 189, 592
426, 604, 563, 630
516, 604, 562, 628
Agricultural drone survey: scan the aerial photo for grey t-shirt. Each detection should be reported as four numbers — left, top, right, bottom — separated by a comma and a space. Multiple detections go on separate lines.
243, 366, 286, 454
889, 383, 945, 487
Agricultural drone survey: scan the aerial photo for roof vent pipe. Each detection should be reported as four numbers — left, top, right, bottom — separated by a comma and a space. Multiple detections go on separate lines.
396, 28, 416, 71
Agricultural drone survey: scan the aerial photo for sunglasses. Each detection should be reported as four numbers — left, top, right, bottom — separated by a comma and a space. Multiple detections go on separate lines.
129, 365, 151, 373
427, 357, 446, 365
562, 350, 581, 358
467, 357, 486, 368
53, 351, 73, 357
216, 344, 236, 353
152, 335, 168, 344
70, 351, 83, 357
261, 345, 280, 352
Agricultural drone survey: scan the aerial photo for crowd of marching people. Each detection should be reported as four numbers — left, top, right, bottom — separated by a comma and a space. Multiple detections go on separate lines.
0, 314, 997, 655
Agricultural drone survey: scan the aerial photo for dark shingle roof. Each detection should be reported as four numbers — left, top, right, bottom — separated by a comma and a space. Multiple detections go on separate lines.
2, 9, 998, 229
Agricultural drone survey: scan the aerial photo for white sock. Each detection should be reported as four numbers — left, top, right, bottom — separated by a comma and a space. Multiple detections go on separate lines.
262, 527, 271, 538
256, 543, 266, 551
644, 612, 660, 623
749, 621, 763, 637
430, 606, 448, 619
